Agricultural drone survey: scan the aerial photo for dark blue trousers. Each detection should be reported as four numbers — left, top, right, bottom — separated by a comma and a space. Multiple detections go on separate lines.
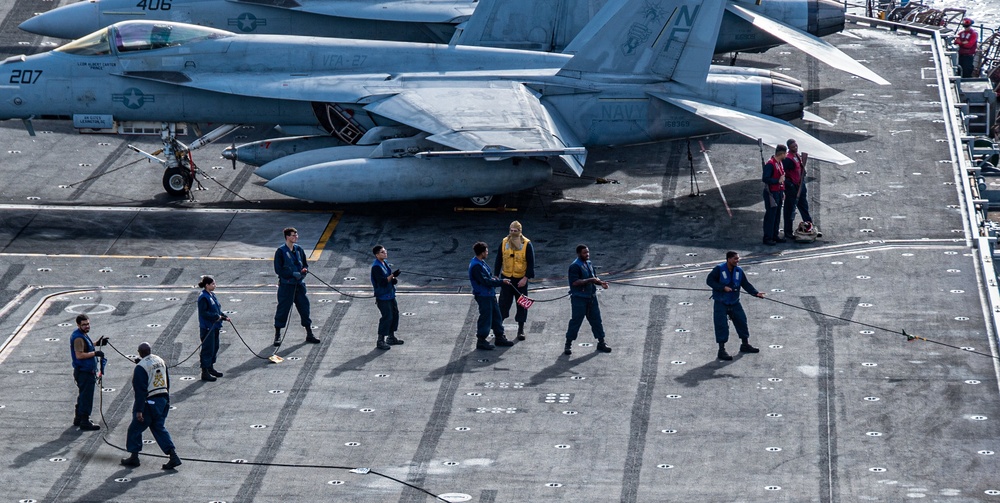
199, 326, 220, 369
566, 295, 605, 342
783, 183, 812, 236
959, 54, 975, 78
713, 301, 750, 344
762, 189, 784, 241
475, 295, 504, 339
376, 298, 399, 336
498, 277, 528, 323
73, 369, 96, 418
126, 395, 175, 454
274, 282, 311, 328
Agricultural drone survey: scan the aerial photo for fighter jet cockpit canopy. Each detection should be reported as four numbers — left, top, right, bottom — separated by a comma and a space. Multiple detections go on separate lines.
55, 21, 233, 56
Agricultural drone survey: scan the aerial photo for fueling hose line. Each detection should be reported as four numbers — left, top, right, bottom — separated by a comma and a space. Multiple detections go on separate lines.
93, 370, 449, 502
605, 279, 1000, 361
65, 158, 146, 187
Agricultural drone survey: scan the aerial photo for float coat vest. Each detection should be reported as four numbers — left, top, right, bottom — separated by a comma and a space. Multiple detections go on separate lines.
70, 329, 97, 372
138, 354, 168, 398
500, 236, 531, 278
764, 158, 785, 192
711, 263, 745, 305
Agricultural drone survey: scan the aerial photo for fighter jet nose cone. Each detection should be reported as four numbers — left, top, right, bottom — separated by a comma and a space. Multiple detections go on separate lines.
19, 1, 102, 39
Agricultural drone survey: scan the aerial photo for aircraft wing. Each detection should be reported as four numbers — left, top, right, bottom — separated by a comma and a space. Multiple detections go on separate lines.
655, 95, 855, 165
726, 4, 890, 86
228, 0, 475, 23
363, 82, 587, 174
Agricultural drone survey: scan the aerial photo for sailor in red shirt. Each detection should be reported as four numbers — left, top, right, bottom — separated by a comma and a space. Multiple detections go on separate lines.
782, 138, 813, 238
956, 18, 978, 78
761, 145, 786, 245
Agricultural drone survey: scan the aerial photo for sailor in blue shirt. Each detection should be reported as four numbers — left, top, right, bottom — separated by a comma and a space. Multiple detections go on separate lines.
469, 241, 512, 350
69, 314, 106, 431
705, 251, 766, 360
564, 245, 612, 356
197, 275, 229, 382
273, 227, 320, 346
371, 245, 404, 350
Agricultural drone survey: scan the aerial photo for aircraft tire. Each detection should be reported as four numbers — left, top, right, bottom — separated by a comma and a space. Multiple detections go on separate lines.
162, 167, 189, 196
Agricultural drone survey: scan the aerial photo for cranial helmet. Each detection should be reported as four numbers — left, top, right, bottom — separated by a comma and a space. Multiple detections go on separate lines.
963, 18, 973, 26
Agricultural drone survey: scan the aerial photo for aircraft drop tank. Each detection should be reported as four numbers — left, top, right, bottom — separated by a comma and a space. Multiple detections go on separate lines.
265, 157, 552, 203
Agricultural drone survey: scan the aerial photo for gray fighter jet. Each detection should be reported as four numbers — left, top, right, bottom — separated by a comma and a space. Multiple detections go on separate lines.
19, 0, 475, 43
20, 0, 885, 86
0, 0, 853, 203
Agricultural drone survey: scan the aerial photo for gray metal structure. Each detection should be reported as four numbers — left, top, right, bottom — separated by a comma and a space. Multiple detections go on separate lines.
0, 0, 856, 203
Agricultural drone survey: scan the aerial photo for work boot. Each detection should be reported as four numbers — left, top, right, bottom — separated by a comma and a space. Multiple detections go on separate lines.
376, 336, 391, 351
120, 452, 140, 467
386, 334, 404, 345
305, 327, 321, 344
79, 417, 100, 431
273, 327, 282, 347
208, 366, 223, 378
516, 323, 525, 341
717, 349, 733, 361
201, 368, 217, 382
476, 339, 495, 350
563, 344, 572, 356
739, 342, 760, 353
596, 341, 612, 353
494, 335, 514, 347
162, 450, 182, 470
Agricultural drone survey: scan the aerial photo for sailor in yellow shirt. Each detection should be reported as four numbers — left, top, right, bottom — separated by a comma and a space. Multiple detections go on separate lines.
493, 221, 535, 341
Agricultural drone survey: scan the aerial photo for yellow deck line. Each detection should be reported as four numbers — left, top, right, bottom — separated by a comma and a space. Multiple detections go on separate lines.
309, 211, 343, 262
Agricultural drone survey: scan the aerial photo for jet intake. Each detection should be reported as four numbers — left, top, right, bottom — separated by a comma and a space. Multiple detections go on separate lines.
810, 0, 846, 38
761, 74, 804, 122
265, 157, 551, 203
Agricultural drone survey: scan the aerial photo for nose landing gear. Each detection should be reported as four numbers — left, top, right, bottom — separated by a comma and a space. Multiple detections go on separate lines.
128, 122, 240, 198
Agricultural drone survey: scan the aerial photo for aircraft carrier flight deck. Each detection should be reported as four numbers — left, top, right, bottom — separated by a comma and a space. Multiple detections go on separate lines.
0, 1, 998, 502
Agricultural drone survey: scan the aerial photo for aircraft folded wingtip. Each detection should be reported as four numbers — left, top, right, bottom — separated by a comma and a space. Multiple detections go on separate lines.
659, 96, 853, 167
727, 3, 890, 86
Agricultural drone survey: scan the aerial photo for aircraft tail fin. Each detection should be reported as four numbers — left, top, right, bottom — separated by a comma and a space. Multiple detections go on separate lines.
557, 0, 725, 85
450, 0, 601, 52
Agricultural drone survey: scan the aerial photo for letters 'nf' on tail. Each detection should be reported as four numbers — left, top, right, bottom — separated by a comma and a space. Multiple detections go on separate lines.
557, 0, 726, 85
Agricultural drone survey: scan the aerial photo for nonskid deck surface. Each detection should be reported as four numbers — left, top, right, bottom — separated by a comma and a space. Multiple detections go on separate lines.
0, 2, 998, 501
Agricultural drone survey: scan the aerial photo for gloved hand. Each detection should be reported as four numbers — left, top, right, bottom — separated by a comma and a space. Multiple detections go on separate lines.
392, 269, 401, 277
94, 336, 109, 346
133, 357, 141, 364
93, 351, 105, 358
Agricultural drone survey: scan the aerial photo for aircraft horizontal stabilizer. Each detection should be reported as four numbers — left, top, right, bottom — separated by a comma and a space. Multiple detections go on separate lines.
658, 95, 854, 166
230, 0, 474, 23
726, 4, 890, 86
802, 110, 834, 127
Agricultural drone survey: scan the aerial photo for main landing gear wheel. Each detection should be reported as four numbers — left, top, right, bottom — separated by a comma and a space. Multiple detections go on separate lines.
162, 167, 190, 196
